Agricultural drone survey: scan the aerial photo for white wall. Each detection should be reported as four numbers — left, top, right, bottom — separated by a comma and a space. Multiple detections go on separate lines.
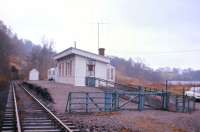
95, 61, 108, 87
74, 55, 115, 87
29, 69, 39, 81
107, 64, 115, 82
55, 57, 75, 85
95, 61, 107, 80
74, 55, 87, 86
54, 54, 115, 87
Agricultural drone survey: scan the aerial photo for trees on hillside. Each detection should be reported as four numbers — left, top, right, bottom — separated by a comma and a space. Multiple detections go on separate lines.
28, 39, 55, 80
0, 20, 55, 81
0, 21, 12, 81
111, 57, 200, 82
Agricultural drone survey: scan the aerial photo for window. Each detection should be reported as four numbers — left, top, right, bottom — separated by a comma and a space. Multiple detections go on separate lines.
69, 60, 72, 76
88, 65, 94, 71
61, 63, 63, 76
59, 63, 61, 76
66, 62, 68, 76
65, 60, 72, 77
87, 64, 95, 76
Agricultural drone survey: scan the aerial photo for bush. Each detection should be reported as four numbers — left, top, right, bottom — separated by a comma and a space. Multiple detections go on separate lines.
22, 82, 53, 103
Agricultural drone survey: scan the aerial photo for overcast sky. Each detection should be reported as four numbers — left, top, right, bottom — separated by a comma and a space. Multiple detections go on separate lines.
1, 0, 200, 70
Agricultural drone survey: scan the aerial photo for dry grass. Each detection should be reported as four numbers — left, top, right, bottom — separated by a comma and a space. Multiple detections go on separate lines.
116, 73, 197, 95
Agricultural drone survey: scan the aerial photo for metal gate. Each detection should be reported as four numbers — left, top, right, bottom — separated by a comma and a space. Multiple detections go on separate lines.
66, 91, 118, 113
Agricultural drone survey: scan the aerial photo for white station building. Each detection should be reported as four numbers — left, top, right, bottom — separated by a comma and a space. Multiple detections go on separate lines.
52, 47, 115, 87
29, 69, 39, 81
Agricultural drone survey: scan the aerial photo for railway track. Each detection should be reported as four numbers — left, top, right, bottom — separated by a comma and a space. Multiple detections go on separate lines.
1, 81, 80, 132
1, 83, 18, 132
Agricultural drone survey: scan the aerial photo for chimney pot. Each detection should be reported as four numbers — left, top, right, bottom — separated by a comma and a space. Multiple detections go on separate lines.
98, 48, 105, 56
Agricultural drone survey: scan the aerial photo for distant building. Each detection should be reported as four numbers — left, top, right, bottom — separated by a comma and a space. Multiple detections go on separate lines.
47, 68, 56, 80
53, 47, 115, 86
29, 69, 39, 80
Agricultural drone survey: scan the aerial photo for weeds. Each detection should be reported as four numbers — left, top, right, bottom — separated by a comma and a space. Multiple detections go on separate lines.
22, 82, 54, 103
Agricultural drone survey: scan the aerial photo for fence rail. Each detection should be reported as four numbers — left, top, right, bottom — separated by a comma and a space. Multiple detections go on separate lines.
66, 91, 118, 113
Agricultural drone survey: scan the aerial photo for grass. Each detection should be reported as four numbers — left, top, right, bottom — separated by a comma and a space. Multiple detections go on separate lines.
116, 75, 196, 96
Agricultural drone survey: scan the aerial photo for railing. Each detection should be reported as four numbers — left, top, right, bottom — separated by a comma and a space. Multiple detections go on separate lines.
87, 77, 197, 113
12, 82, 22, 132
86, 77, 166, 92
66, 89, 170, 112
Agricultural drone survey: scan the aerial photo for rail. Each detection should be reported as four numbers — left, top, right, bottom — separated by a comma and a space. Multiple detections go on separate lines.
19, 83, 74, 132
87, 77, 165, 92
12, 82, 22, 132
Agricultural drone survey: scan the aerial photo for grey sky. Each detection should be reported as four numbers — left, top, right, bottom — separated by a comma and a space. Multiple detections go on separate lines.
0, 0, 200, 69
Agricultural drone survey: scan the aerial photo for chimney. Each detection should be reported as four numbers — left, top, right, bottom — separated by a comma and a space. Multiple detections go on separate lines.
98, 48, 105, 56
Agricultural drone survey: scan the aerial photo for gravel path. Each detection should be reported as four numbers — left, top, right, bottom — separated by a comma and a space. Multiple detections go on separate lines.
28, 81, 103, 113
27, 81, 200, 132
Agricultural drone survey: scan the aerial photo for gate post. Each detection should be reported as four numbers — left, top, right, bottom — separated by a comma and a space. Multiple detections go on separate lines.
105, 92, 112, 112
112, 91, 119, 111
86, 93, 89, 112
162, 92, 169, 110
138, 87, 144, 111
68, 92, 72, 113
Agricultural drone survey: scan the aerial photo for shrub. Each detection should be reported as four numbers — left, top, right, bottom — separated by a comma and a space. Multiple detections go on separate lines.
22, 82, 53, 103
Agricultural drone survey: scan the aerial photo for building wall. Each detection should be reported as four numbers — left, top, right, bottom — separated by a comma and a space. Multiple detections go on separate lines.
54, 54, 115, 87
55, 56, 75, 85
95, 61, 107, 80
74, 55, 111, 86
29, 69, 39, 81
107, 64, 115, 82
95, 61, 108, 87
74, 55, 87, 86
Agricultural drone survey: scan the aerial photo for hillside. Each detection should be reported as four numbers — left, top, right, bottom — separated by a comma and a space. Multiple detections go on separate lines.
0, 20, 55, 81
111, 56, 200, 83
1, 19, 200, 83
